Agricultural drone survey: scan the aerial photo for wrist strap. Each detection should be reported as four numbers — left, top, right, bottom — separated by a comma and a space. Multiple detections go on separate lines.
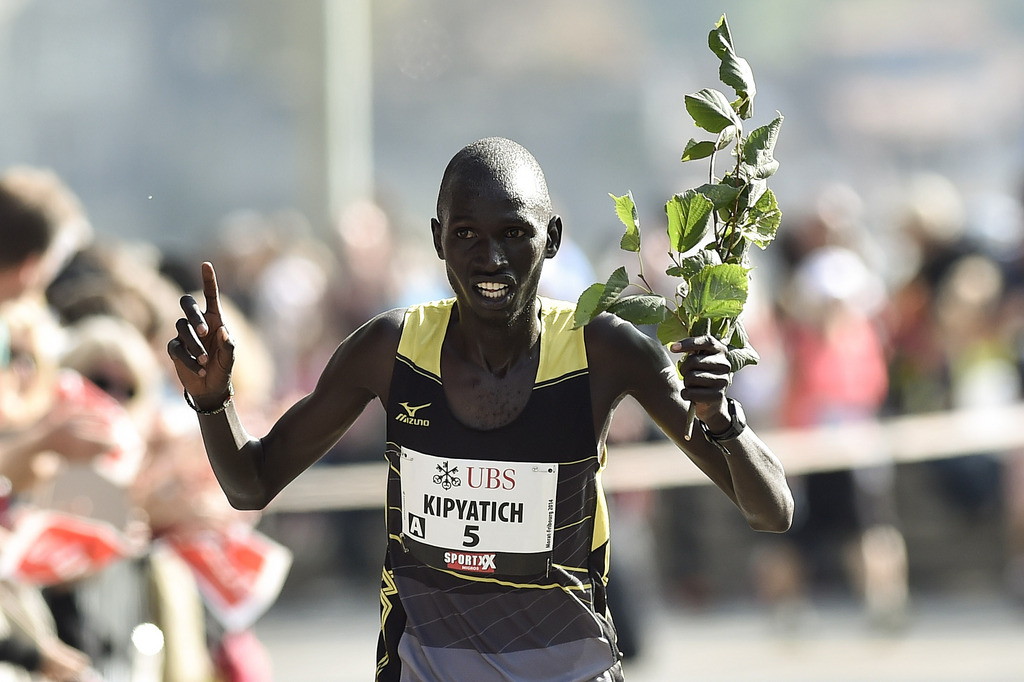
698, 398, 746, 454
183, 382, 234, 416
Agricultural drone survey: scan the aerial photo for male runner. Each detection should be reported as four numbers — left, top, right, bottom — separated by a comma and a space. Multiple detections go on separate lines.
168, 137, 793, 681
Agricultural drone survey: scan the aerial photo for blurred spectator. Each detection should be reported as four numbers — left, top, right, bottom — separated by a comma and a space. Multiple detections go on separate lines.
253, 240, 333, 402
53, 254, 278, 681
882, 173, 976, 416
208, 210, 293, 320
327, 200, 402, 332
758, 201, 907, 629
1, 164, 283, 681
882, 177, 1017, 593
0, 170, 116, 494
0, 166, 91, 307
46, 241, 183, 355
0, 165, 100, 680
61, 315, 163, 438
923, 255, 1014, 517
1, 297, 63, 432
0, 579, 96, 681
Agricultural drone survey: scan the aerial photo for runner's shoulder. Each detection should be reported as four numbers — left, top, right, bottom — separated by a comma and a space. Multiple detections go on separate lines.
583, 311, 660, 360
348, 307, 406, 354
322, 307, 405, 371
583, 311, 675, 398
317, 308, 407, 399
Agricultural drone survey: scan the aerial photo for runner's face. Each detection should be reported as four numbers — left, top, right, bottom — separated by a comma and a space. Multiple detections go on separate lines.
433, 170, 558, 324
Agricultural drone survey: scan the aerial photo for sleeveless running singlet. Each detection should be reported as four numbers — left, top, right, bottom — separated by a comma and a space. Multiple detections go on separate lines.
376, 298, 621, 681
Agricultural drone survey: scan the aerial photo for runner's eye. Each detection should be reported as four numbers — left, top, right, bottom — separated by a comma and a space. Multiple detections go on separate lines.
505, 227, 526, 239
455, 228, 475, 239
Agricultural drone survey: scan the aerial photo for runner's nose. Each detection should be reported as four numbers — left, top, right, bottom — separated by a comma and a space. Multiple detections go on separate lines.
481, 238, 507, 271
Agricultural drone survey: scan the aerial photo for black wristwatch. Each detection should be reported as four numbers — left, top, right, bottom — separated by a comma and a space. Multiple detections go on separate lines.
700, 398, 747, 444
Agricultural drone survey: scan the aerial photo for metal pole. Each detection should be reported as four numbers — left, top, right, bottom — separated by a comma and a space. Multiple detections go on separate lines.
323, 0, 374, 221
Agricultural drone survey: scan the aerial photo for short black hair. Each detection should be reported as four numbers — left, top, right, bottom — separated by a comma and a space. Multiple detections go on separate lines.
436, 137, 552, 222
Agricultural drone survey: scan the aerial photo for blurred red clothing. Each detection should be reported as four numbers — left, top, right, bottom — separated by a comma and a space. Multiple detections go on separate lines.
781, 308, 889, 429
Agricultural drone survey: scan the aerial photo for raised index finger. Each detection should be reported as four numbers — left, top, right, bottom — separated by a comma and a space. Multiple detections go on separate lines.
201, 261, 222, 317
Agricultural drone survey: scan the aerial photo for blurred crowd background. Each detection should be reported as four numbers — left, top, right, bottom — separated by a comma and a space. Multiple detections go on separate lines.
3, 0, 1024, 680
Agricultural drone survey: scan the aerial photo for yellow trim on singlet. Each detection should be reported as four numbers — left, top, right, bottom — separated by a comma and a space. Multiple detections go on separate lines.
376, 564, 399, 677
556, 516, 592, 533
396, 299, 452, 379
553, 563, 592, 577
395, 354, 443, 386
535, 298, 589, 383
592, 471, 611, 552
427, 567, 595, 593
397, 297, 588, 384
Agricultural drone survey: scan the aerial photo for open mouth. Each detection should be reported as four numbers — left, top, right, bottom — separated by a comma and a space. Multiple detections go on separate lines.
474, 281, 511, 300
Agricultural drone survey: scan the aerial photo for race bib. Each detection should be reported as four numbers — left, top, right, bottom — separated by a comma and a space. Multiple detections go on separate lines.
400, 448, 558, 576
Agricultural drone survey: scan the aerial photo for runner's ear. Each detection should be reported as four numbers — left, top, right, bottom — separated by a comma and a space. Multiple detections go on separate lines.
545, 215, 562, 259
431, 218, 445, 260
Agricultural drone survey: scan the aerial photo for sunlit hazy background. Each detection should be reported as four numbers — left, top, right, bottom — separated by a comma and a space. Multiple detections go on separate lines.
4, 0, 1023, 255
4, 1, 1024, 680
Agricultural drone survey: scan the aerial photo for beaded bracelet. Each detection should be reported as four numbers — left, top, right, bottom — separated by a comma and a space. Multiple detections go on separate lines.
183, 382, 234, 416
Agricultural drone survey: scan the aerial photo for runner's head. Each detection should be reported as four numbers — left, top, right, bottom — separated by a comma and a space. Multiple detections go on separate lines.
432, 138, 562, 322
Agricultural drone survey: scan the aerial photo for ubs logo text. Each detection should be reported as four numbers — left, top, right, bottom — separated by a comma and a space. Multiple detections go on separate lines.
467, 467, 516, 490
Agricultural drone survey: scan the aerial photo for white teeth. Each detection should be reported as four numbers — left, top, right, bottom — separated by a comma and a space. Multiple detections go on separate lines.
475, 282, 509, 299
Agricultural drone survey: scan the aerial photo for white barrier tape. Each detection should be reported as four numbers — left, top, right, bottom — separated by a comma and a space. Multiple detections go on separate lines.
265, 403, 1024, 513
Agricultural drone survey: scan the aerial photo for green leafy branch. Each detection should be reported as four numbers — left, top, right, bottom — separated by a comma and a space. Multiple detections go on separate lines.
573, 14, 783, 437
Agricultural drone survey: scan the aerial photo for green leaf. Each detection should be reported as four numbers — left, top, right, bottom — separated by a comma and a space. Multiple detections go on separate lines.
739, 178, 768, 211
599, 266, 630, 307
707, 14, 735, 60
694, 182, 741, 211
708, 15, 756, 119
723, 234, 751, 267
572, 266, 631, 329
665, 190, 714, 254
740, 188, 782, 249
726, 319, 760, 371
610, 192, 641, 253
684, 263, 749, 321
573, 282, 606, 329
717, 125, 738, 150
656, 314, 689, 346
686, 315, 716, 339
684, 88, 742, 134
710, 316, 732, 340
607, 294, 669, 326
681, 139, 716, 162
741, 114, 783, 180
678, 250, 720, 281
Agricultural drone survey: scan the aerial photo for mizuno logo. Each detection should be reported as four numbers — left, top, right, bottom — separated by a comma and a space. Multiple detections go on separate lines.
399, 402, 431, 418
396, 402, 431, 427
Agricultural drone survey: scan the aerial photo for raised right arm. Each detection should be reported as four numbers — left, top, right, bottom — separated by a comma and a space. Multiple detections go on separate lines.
167, 262, 403, 510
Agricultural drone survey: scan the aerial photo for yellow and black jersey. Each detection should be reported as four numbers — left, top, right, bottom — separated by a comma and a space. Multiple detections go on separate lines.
376, 297, 621, 681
